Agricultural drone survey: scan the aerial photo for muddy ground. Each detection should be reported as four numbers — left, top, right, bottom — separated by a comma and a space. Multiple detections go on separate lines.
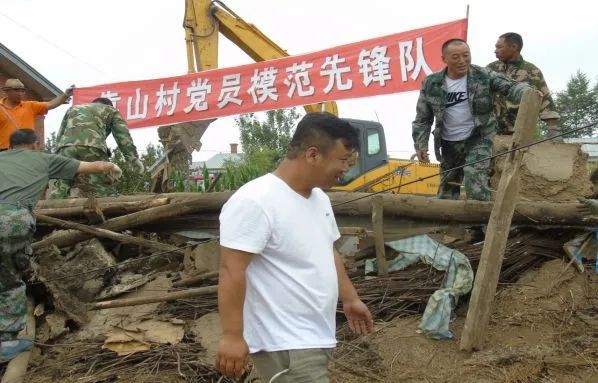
333, 259, 598, 383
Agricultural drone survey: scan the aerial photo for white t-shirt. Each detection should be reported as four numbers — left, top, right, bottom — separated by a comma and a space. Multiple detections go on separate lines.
442, 75, 475, 141
219, 173, 341, 353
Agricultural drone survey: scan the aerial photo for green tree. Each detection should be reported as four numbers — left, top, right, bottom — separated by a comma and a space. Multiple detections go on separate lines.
44, 131, 57, 153
237, 108, 300, 162
220, 108, 301, 190
112, 143, 164, 194
553, 70, 598, 137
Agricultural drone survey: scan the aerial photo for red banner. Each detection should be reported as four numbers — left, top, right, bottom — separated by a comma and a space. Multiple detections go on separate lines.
74, 19, 467, 129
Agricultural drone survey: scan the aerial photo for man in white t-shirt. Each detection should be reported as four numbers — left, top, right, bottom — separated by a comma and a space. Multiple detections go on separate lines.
216, 112, 374, 382
412, 39, 531, 200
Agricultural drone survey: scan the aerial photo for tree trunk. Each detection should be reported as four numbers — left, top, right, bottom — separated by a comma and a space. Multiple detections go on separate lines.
35, 214, 184, 255
33, 193, 233, 250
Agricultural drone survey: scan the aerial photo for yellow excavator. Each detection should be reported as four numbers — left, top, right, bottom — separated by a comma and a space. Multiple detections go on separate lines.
177, 0, 439, 195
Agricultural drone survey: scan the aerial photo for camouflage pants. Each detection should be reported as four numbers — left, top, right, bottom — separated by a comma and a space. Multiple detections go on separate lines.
438, 134, 493, 201
0, 204, 35, 341
49, 146, 116, 199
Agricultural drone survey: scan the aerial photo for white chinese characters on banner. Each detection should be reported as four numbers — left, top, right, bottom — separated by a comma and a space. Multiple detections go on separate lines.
398, 37, 432, 82
217, 74, 243, 108
320, 54, 353, 94
155, 82, 181, 117
284, 61, 315, 97
184, 78, 212, 113
358, 46, 392, 87
127, 88, 149, 120
248, 67, 279, 104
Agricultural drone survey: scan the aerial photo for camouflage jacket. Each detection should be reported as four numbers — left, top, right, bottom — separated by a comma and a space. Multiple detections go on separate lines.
412, 64, 530, 152
487, 55, 560, 134
56, 103, 139, 160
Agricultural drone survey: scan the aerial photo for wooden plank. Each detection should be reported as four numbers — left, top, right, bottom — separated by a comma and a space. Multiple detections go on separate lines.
372, 196, 388, 276
460, 89, 542, 351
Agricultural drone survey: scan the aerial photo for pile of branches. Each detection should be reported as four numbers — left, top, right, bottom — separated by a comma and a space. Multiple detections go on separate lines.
27, 340, 240, 383
158, 229, 574, 324
456, 228, 580, 283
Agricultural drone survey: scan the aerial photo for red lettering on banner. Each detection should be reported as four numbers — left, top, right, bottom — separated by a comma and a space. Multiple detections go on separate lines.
74, 19, 467, 129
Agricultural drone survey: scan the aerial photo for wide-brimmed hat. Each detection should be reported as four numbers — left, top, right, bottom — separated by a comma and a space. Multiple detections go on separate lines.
2, 79, 25, 90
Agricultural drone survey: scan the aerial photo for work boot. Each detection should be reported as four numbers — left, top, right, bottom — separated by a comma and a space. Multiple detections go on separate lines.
0, 339, 33, 363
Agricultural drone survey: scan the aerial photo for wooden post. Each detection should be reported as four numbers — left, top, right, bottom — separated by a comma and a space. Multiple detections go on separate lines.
371, 195, 388, 276
460, 89, 542, 351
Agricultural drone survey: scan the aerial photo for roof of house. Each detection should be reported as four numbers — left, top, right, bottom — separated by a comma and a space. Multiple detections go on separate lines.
564, 137, 598, 159
192, 153, 244, 170
0, 42, 62, 100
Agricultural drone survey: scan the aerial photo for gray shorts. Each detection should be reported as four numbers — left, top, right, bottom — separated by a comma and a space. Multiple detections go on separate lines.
251, 348, 333, 383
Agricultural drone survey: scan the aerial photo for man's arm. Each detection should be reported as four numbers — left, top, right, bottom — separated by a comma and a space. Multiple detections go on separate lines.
110, 109, 139, 160
488, 69, 530, 104
77, 161, 120, 176
528, 67, 560, 125
216, 246, 253, 378
47, 85, 74, 110
412, 81, 434, 163
334, 248, 374, 335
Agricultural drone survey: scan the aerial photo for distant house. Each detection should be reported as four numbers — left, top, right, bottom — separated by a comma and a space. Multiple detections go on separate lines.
0, 42, 62, 143
564, 137, 598, 164
191, 143, 244, 181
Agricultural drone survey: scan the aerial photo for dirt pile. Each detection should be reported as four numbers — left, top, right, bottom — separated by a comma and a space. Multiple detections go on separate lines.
334, 259, 598, 383
492, 136, 593, 201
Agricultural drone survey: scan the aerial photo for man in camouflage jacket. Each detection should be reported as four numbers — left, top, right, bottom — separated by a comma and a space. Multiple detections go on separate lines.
487, 32, 560, 136
1, 129, 121, 363
412, 39, 530, 201
49, 98, 141, 198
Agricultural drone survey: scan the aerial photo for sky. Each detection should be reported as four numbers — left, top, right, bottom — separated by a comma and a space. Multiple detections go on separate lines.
1, 0, 597, 161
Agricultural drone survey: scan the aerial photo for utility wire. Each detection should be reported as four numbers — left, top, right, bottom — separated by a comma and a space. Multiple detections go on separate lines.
333, 121, 598, 207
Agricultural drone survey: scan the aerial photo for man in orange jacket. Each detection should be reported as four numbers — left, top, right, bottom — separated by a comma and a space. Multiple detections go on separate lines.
0, 78, 74, 150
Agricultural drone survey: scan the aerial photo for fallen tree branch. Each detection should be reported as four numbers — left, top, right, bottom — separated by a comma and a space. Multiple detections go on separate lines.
172, 271, 219, 288
33, 194, 232, 250
34, 198, 170, 218
35, 214, 184, 255
89, 285, 218, 310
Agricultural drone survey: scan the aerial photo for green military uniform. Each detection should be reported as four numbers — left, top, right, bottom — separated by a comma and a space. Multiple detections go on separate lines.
412, 65, 529, 200
487, 55, 560, 134
49, 103, 138, 199
0, 149, 79, 341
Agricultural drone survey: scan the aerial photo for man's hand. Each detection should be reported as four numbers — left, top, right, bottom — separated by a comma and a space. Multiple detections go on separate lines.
416, 150, 430, 163
215, 334, 249, 378
109, 163, 123, 180
343, 299, 374, 335
577, 198, 598, 216
64, 84, 75, 98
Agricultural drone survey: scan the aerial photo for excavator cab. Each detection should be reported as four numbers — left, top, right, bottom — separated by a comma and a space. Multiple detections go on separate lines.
338, 119, 388, 185
333, 119, 440, 195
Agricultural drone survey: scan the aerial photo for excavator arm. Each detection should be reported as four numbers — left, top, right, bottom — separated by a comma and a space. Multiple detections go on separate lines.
184, 0, 338, 115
